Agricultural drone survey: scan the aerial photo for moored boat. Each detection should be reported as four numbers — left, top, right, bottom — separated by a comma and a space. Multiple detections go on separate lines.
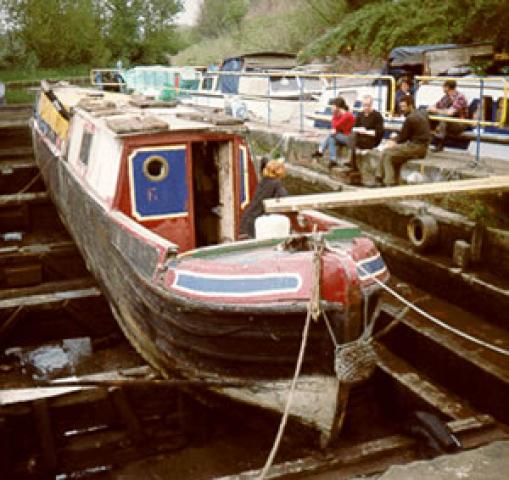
31, 83, 389, 443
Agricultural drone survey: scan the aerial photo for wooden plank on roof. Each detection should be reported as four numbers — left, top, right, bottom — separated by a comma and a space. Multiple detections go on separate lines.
264, 175, 509, 213
106, 115, 168, 133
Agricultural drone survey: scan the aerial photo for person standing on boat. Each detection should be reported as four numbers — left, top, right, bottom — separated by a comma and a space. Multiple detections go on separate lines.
427, 79, 468, 152
395, 77, 412, 115
239, 158, 288, 239
312, 97, 355, 168
349, 95, 384, 167
375, 95, 430, 186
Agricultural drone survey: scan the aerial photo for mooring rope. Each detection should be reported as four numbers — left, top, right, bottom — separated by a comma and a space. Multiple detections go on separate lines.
328, 242, 509, 358
258, 236, 322, 479
17, 171, 42, 195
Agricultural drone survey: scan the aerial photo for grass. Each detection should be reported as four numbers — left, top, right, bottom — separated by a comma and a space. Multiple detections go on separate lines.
437, 194, 509, 230
0, 65, 90, 104
5, 89, 36, 104
0, 66, 89, 83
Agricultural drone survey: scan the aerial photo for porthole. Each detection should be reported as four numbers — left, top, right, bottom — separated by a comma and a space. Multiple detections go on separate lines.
143, 155, 169, 182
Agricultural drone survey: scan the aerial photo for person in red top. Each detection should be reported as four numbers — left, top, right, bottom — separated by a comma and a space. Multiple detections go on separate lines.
313, 97, 355, 168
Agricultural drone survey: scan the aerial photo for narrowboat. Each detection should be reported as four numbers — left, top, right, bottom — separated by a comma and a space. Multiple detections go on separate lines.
31, 83, 389, 443
182, 52, 327, 124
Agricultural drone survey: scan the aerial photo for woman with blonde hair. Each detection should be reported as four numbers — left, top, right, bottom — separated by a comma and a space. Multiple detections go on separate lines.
239, 157, 288, 238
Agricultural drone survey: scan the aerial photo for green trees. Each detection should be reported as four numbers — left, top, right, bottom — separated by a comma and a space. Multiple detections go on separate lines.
0, 0, 184, 68
195, 0, 249, 39
2, 0, 509, 69
299, 0, 509, 62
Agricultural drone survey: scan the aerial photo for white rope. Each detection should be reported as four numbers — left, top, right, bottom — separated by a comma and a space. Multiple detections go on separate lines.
259, 236, 322, 479
329, 243, 509, 357
258, 306, 312, 479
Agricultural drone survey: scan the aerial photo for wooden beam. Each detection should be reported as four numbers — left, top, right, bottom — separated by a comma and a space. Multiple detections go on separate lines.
264, 175, 509, 213
108, 386, 146, 445
33, 398, 58, 474
375, 343, 477, 420
0, 191, 48, 207
0, 287, 101, 310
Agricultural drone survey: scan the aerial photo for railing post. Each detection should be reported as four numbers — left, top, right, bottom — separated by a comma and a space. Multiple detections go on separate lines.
267, 73, 271, 128
299, 75, 304, 133
475, 79, 484, 167
377, 78, 382, 113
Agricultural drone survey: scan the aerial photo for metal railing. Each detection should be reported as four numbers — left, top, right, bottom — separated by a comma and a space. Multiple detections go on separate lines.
416, 76, 508, 127
416, 75, 509, 167
163, 70, 396, 131
90, 69, 126, 87
85, 68, 509, 167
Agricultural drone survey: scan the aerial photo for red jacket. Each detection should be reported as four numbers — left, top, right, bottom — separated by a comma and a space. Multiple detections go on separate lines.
332, 111, 355, 135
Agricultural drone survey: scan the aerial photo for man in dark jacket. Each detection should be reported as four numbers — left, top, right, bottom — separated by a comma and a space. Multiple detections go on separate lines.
376, 95, 430, 186
349, 95, 384, 167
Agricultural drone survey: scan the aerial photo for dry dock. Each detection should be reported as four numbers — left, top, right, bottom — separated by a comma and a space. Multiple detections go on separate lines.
1, 105, 509, 479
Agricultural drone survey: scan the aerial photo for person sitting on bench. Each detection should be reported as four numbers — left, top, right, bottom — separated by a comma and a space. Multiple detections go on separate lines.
427, 79, 468, 152
349, 95, 384, 168
375, 95, 430, 186
312, 96, 355, 168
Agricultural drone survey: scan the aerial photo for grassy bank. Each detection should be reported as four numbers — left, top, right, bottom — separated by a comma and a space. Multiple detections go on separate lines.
0, 66, 90, 104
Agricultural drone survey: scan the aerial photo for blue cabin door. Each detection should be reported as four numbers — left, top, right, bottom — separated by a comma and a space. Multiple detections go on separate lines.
128, 145, 189, 221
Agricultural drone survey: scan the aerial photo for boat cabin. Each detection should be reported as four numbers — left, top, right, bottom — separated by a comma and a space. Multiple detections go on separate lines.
34, 87, 258, 253
194, 51, 325, 100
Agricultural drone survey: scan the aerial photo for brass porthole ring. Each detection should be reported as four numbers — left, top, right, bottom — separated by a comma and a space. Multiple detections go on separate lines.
143, 155, 169, 182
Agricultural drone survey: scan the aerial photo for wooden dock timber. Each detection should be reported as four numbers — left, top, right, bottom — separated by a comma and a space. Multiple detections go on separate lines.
264, 175, 509, 213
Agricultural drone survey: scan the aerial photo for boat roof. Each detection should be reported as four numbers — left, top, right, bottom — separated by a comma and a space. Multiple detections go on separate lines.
222, 51, 297, 70
50, 85, 247, 138
388, 43, 493, 66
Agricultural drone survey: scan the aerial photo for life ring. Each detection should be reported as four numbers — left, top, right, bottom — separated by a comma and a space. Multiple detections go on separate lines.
407, 214, 439, 251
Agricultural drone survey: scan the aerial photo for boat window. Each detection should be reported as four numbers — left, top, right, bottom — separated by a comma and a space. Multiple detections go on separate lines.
201, 76, 215, 91
143, 155, 169, 182
79, 130, 93, 166
270, 76, 298, 92
301, 77, 323, 92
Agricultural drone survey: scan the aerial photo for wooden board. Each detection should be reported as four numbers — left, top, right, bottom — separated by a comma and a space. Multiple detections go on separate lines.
264, 175, 509, 213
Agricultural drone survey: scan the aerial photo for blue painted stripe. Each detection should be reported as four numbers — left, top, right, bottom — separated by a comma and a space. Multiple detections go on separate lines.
356, 255, 386, 278
174, 272, 301, 296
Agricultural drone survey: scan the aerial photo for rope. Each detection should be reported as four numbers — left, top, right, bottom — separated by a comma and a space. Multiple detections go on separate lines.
258, 307, 312, 479
322, 307, 378, 384
17, 171, 42, 195
372, 295, 430, 340
328, 242, 509, 358
259, 235, 321, 479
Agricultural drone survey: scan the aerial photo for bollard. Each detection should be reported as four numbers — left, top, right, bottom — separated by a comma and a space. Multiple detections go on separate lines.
453, 239, 471, 269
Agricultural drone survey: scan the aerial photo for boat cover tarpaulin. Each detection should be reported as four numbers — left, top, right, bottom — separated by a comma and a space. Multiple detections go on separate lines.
219, 57, 242, 94
219, 52, 297, 94
388, 44, 458, 66
388, 44, 494, 74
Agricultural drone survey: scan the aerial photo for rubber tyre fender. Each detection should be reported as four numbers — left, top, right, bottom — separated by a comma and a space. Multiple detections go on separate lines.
407, 214, 439, 251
